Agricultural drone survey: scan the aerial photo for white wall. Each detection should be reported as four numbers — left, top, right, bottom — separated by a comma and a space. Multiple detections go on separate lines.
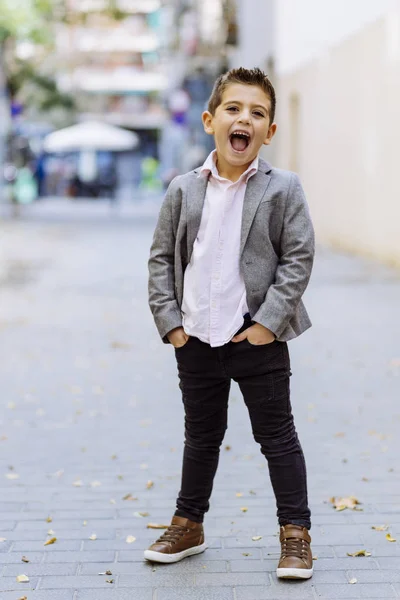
276, 13, 400, 266
275, 0, 398, 74
229, 0, 275, 70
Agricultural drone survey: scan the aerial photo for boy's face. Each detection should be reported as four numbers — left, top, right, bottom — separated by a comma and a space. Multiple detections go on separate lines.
202, 83, 277, 172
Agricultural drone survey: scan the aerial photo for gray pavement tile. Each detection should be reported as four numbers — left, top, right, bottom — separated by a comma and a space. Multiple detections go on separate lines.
119, 573, 194, 586
0, 551, 44, 563
0, 521, 16, 531
224, 536, 278, 548
235, 584, 315, 599
77, 591, 153, 600
307, 557, 380, 570
195, 572, 269, 586
11, 541, 81, 551
333, 545, 400, 558
79, 559, 227, 574
44, 550, 116, 562
313, 583, 397, 598
375, 557, 400, 569
38, 575, 119, 588
0, 592, 74, 600
229, 559, 270, 572
0, 576, 40, 592
156, 588, 234, 600
2, 563, 78, 576
206, 548, 263, 560
346, 569, 400, 583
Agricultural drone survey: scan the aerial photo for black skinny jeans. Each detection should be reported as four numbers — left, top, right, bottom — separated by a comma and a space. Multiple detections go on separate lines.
174, 317, 311, 530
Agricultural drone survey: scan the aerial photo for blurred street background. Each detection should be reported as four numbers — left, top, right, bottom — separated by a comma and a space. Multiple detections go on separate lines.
1, 1, 400, 599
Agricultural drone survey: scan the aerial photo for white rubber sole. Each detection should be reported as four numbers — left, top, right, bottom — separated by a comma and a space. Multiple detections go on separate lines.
276, 566, 313, 579
144, 542, 207, 564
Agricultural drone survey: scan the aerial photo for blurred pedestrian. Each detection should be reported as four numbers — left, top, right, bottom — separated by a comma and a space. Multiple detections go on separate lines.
147, 68, 315, 580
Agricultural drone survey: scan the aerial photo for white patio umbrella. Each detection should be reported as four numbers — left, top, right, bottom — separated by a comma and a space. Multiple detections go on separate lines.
43, 120, 139, 153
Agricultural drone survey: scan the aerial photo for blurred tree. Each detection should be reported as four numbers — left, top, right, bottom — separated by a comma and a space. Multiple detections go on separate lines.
0, 0, 76, 123
0, 0, 130, 124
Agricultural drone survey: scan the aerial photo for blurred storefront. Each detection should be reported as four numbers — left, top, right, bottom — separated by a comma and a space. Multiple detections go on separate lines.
53, 0, 168, 193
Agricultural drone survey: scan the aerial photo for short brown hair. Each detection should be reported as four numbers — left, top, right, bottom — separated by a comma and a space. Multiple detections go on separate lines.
207, 67, 276, 123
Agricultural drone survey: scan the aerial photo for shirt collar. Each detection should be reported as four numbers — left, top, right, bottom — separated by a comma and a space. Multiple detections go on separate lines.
198, 150, 259, 183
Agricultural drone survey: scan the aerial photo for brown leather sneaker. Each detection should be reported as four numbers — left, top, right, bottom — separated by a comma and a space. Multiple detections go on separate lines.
144, 516, 207, 563
276, 524, 313, 579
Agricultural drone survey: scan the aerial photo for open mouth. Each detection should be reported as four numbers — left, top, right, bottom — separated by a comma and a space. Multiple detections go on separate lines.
229, 130, 251, 152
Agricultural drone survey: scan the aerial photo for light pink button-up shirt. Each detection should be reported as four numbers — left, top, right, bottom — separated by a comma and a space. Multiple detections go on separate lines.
181, 150, 259, 347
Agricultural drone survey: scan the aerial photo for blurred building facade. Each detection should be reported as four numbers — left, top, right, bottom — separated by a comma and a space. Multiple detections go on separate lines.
274, 0, 400, 266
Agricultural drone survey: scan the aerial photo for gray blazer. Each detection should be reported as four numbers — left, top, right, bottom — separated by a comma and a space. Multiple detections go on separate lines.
148, 158, 315, 343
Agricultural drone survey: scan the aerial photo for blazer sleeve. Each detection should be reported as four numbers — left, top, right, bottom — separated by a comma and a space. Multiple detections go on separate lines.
252, 173, 315, 338
148, 178, 183, 343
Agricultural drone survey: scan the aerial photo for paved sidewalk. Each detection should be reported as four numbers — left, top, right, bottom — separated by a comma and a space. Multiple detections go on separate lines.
0, 201, 399, 600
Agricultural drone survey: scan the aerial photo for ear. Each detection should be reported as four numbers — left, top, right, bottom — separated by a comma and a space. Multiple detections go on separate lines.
263, 123, 277, 146
202, 111, 214, 135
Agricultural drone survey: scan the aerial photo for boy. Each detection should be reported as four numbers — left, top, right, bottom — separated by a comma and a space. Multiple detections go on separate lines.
147, 68, 315, 579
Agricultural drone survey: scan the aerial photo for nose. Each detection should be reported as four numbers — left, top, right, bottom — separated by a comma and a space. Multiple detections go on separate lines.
238, 110, 251, 124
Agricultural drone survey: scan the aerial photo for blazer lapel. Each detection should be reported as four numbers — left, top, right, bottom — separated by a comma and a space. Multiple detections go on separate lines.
240, 168, 272, 256
186, 171, 209, 262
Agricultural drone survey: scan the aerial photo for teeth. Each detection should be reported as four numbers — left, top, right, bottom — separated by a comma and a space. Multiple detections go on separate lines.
232, 131, 250, 138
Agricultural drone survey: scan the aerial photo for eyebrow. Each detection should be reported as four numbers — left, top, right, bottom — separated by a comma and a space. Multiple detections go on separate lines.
222, 100, 269, 113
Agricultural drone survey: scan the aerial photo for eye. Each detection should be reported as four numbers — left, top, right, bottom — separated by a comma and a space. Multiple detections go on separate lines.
226, 106, 238, 112
253, 111, 265, 117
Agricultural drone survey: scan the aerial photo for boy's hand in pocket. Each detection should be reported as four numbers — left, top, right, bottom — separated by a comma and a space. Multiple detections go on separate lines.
167, 327, 190, 348
232, 323, 275, 345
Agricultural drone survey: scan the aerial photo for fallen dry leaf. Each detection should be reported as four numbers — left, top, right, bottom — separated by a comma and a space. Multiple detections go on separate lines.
249, 490, 256, 495
44, 537, 57, 546
225, 445, 231, 451
386, 533, 397, 542
334, 432, 346, 438
90, 481, 102, 488
146, 480, 154, 489
5, 473, 19, 480
147, 523, 168, 529
110, 499, 116, 504
347, 550, 371, 557
18, 596, 27, 600
123, 493, 138, 501
73, 479, 83, 487
371, 525, 389, 531
46, 516, 53, 523
47, 529, 55, 536
331, 496, 362, 511
106, 579, 114, 583
236, 492, 243, 497
83, 520, 88, 526
21, 556, 29, 563
312, 556, 318, 560
240, 507, 248, 513
0, 537, 7, 542
252, 536, 262, 541
349, 578, 358, 584
133, 511, 149, 518
98, 570, 113, 575
16, 574, 29, 583
89, 534, 97, 541
242, 553, 251, 556
126, 535, 136, 543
